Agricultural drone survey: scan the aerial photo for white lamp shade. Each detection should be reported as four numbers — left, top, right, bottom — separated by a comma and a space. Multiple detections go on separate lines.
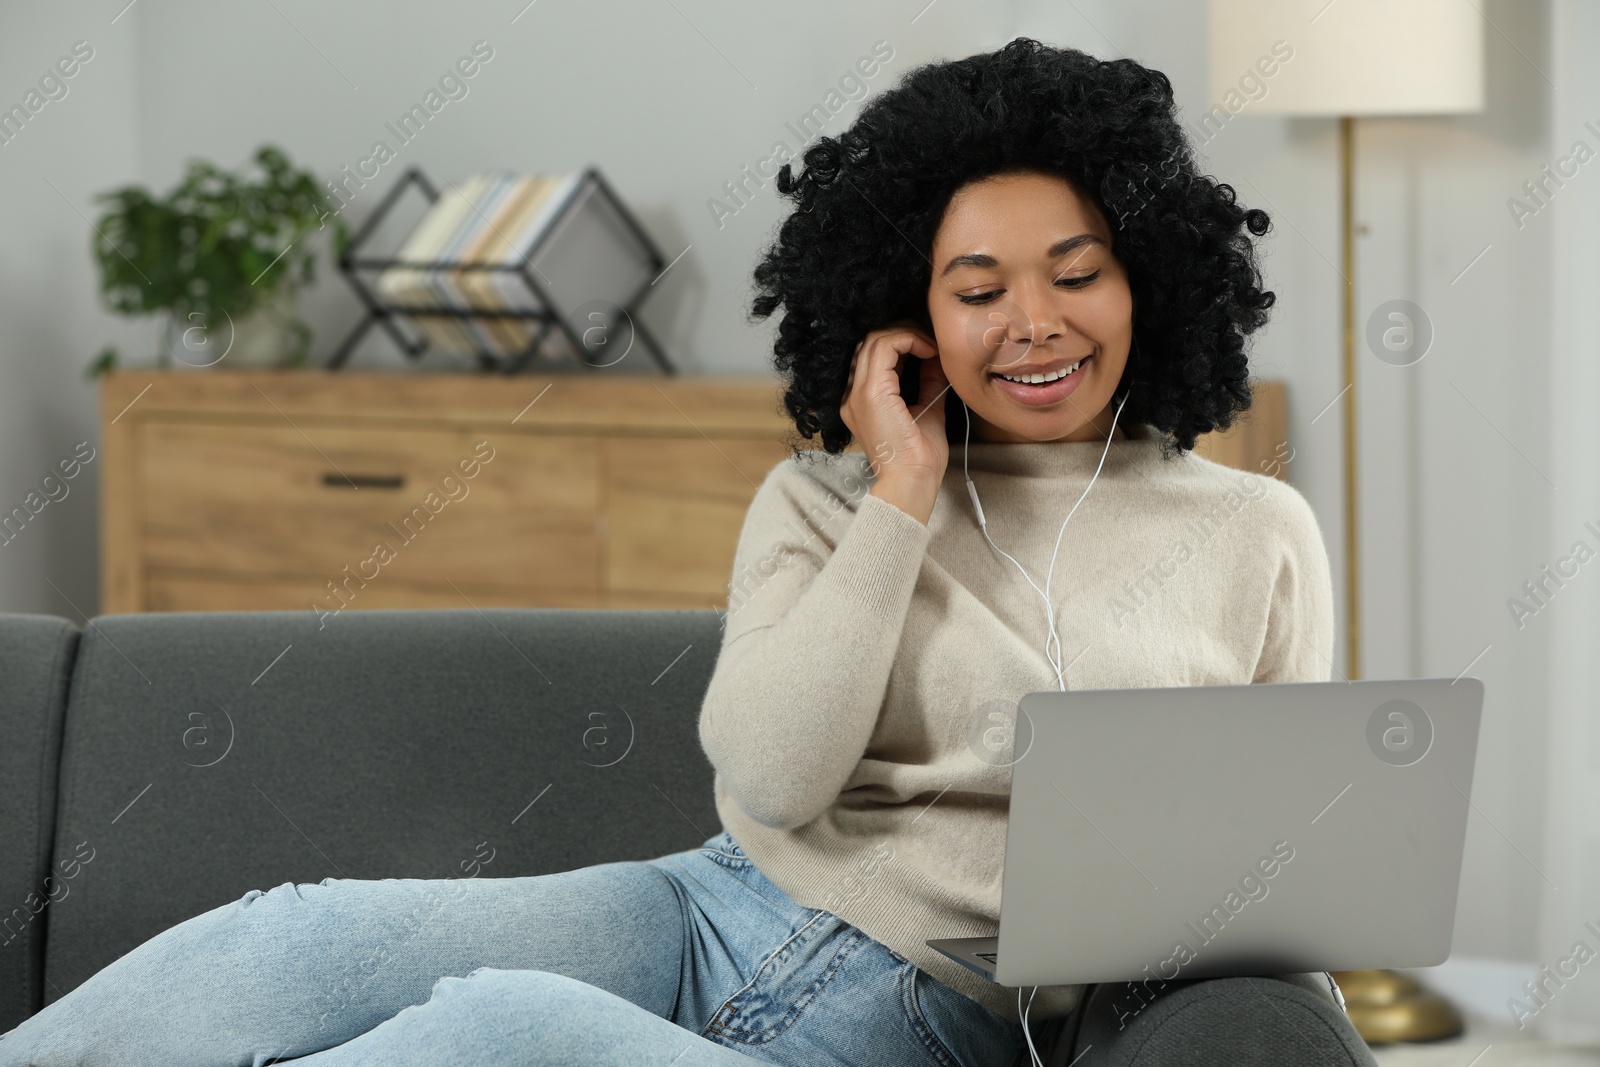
1209, 0, 1484, 116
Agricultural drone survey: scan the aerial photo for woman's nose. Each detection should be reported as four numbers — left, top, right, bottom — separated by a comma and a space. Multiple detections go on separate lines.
999, 289, 1066, 346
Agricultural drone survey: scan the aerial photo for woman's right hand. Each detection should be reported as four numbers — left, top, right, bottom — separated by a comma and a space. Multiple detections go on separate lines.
839, 323, 950, 525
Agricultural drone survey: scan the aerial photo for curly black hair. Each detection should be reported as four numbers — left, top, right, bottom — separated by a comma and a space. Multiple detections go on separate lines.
748, 37, 1275, 457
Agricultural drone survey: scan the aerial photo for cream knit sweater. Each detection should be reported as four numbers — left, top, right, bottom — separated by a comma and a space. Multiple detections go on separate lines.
697, 421, 1335, 1024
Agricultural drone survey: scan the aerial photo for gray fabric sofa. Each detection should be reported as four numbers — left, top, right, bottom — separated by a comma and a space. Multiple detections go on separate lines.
1, 609, 1375, 1066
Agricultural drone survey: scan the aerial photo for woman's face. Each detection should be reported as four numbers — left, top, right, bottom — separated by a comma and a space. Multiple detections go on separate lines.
926, 169, 1134, 444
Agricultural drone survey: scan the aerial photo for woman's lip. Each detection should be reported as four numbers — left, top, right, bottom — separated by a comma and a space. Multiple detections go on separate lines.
989, 355, 1091, 407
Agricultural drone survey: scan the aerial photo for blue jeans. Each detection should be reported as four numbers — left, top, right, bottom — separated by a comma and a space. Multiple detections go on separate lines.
0, 831, 1027, 1066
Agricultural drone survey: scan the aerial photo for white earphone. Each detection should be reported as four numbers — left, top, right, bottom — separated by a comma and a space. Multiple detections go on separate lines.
960, 382, 1130, 1064
962, 386, 1129, 692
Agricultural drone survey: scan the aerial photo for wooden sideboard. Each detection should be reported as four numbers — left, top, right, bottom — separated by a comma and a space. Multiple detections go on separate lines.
99, 371, 1287, 614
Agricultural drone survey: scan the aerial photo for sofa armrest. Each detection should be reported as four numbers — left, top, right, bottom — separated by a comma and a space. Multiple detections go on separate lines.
0, 613, 79, 1032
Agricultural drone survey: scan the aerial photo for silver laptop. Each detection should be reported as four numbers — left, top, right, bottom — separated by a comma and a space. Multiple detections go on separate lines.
928, 677, 1484, 987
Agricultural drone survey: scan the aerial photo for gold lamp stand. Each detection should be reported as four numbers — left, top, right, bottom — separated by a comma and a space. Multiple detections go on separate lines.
1333, 969, 1464, 1045
1325, 115, 1462, 1046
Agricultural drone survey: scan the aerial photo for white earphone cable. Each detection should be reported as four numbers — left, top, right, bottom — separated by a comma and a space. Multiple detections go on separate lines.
963, 389, 1129, 691
1020, 983, 1040, 1065
965, 387, 1129, 1067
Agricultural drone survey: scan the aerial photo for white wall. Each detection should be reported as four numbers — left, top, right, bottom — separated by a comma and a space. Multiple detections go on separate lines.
1538, 0, 1600, 1043
0, 5, 146, 622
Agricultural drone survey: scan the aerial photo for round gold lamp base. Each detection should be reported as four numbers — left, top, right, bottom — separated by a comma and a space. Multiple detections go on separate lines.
1331, 970, 1465, 1045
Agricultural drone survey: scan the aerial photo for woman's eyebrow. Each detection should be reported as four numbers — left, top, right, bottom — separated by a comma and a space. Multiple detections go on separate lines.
938, 232, 1106, 278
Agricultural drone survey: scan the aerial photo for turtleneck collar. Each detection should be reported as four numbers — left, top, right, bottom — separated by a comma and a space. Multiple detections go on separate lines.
950, 421, 1177, 479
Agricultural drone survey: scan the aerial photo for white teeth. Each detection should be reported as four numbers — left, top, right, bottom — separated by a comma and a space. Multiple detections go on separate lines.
998, 359, 1082, 384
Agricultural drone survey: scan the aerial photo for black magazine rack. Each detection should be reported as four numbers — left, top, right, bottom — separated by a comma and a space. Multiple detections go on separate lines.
328, 166, 676, 374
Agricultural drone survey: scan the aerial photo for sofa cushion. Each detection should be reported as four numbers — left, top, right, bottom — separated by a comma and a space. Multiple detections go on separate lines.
42, 608, 724, 1003
0, 613, 79, 1031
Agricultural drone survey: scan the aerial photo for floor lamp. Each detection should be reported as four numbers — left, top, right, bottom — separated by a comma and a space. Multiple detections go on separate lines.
1208, 0, 1484, 1045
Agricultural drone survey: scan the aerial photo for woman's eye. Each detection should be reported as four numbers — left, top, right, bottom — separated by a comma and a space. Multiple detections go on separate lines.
955, 270, 1101, 304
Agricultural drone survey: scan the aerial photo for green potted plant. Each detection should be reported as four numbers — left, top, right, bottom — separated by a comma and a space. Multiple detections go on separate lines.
87, 144, 346, 376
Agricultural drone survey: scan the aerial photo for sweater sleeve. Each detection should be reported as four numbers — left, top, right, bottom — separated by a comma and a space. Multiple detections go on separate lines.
698, 457, 933, 831
1252, 481, 1338, 684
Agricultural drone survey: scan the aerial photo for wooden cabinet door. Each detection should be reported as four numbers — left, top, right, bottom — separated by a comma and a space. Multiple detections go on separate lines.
603, 437, 793, 605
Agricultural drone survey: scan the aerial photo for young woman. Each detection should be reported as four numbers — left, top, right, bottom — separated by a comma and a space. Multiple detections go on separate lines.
0, 37, 1374, 1067
701, 33, 1374, 1067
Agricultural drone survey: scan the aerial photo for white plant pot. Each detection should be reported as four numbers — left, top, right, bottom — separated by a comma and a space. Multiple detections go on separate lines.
166, 285, 298, 369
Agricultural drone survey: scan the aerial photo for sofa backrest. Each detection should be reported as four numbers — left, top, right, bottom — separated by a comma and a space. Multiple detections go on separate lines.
29, 608, 725, 1015
0, 614, 80, 1029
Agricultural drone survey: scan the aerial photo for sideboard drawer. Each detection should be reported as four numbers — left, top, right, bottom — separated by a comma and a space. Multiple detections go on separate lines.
138, 422, 600, 593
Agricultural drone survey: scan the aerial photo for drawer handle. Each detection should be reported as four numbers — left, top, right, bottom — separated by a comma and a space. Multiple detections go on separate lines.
323, 473, 406, 490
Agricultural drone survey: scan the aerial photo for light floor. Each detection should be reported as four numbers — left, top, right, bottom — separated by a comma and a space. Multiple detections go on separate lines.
1370, 1015, 1600, 1066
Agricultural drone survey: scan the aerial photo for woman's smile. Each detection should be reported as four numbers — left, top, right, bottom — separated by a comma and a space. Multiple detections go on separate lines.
987, 351, 1093, 407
